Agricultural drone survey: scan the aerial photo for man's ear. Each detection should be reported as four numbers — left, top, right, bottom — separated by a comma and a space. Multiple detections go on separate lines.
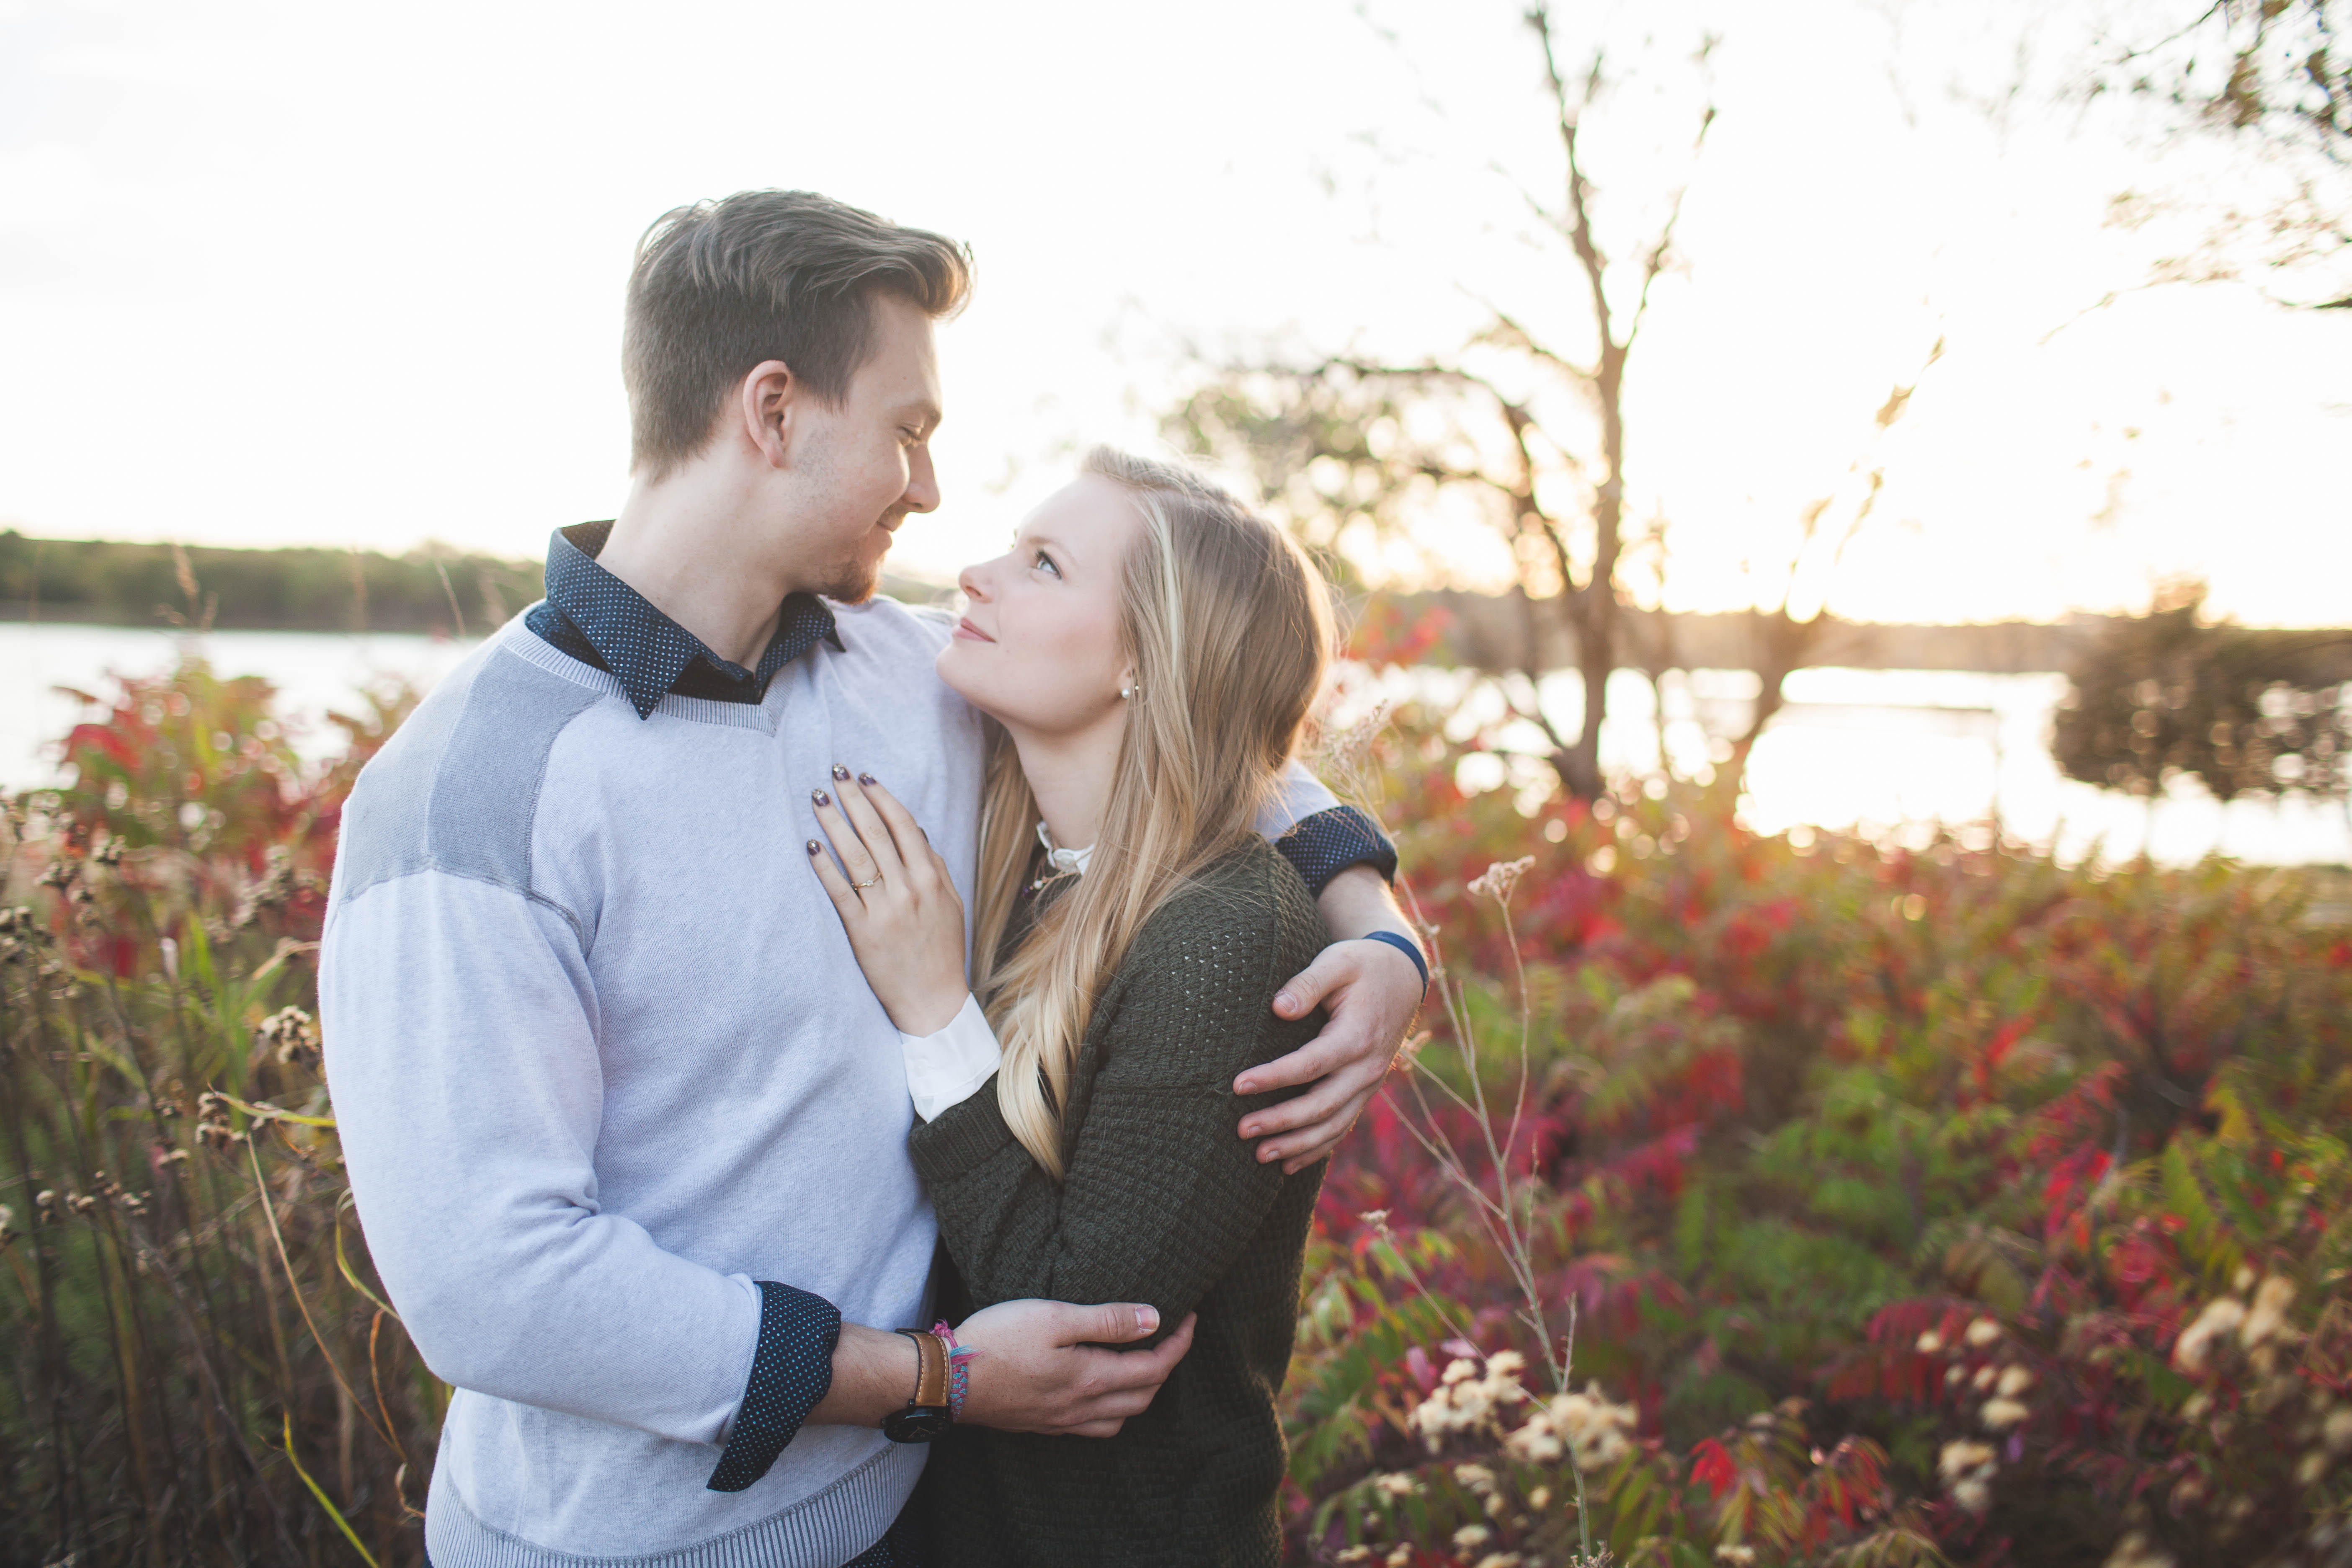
736, 359, 797, 470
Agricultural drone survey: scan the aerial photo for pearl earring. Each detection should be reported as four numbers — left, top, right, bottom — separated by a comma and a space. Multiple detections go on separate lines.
1120, 681, 1141, 701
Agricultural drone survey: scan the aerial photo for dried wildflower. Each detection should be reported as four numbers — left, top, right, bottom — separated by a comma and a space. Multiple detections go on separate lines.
256, 1006, 320, 1065
1716, 1548, 1758, 1566
1996, 1364, 2036, 1398
1371, 1471, 1419, 1498
2103, 1529, 2177, 1568
2241, 1275, 2295, 1349
92, 837, 123, 866
1411, 1354, 1530, 1450
1945, 1364, 1966, 1386
1916, 1329, 1945, 1354
1963, 1316, 2002, 1348
0, 1204, 13, 1242
1471, 1555, 1521, 1568
1506, 1381, 1638, 1471
1466, 856, 1537, 903
1452, 1524, 1491, 1550
34, 1189, 57, 1223
1527, 1485, 1551, 1510
2174, 1297, 2247, 1374
1384, 1548, 1412, 1568
1318, 700, 1395, 784
230, 845, 297, 930
1939, 1439, 1996, 1481
2297, 1450, 2330, 1485
1335, 1548, 1374, 1565
1971, 1364, 1997, 1390
1981, 1397, 2029, 1431
2323, 1406, 2352, 1456
1453, 1462, 1497, 1493
195, 1091, 244, 1148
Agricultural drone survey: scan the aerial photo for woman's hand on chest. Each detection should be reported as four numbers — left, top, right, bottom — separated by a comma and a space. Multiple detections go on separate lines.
806, 768, 971, 1036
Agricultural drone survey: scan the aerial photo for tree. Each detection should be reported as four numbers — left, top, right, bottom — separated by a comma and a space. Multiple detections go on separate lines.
2052, 583, 2351, 803
1166, 5, 1715, 802
1716, 338, 1944, 785
2094, 0, 2350, 308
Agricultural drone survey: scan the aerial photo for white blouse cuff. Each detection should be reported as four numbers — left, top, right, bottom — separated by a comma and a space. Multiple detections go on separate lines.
898, 993, 1002, 1122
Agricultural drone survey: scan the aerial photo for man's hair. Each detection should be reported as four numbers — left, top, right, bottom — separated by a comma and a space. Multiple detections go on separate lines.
622, 190, 972, 479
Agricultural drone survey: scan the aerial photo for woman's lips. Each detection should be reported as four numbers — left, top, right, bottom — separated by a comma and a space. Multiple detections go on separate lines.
954, 617, 994, 642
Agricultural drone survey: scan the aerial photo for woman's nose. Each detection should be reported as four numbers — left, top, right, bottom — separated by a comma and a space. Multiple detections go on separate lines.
958, 558, 998, 601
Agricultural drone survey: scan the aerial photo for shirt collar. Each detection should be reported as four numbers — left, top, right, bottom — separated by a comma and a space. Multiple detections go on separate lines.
544, 520, 845, 719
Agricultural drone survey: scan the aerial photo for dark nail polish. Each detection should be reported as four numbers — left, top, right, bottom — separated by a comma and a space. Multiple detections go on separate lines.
806, 839, 821, 855
857, 772, 877, 786
812, 789, 831, 807
831, 763, 851, 781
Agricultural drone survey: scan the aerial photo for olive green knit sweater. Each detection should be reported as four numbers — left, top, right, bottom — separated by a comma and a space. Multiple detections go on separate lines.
908, 836, 1330, 1568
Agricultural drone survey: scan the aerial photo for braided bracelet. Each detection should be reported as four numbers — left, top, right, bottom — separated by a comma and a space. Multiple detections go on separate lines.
931, 1319, 976, 1418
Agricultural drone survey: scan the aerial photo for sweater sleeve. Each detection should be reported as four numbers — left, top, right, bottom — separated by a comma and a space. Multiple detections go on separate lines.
1255, 762, 1398, 892
907, 872, 1314, 1325
322, 868, 831, 1478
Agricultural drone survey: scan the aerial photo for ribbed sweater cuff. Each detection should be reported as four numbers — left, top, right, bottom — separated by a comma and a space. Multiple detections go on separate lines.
908, 1077, 1020, 1185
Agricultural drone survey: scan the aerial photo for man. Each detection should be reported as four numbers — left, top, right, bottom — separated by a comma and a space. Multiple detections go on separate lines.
320, 190, 1425, 1568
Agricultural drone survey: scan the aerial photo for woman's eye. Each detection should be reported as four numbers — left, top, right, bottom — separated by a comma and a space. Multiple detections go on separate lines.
1033, 551, 1061, 579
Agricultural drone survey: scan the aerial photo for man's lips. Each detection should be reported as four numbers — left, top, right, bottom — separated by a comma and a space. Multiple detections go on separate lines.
954, 617, 994, 643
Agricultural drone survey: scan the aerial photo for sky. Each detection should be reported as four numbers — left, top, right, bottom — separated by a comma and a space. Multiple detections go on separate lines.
2, 0, 2346, 628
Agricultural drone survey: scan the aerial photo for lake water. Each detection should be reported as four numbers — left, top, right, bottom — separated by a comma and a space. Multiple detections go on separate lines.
3, 620, 2344, 868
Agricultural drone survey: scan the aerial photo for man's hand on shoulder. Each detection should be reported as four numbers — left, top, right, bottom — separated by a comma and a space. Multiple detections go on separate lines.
1238, 865, 1425, 1175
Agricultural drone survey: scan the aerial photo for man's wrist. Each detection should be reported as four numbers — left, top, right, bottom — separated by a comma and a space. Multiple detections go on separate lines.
1357, 931, 1428, 995
807, 1321, 924, 1429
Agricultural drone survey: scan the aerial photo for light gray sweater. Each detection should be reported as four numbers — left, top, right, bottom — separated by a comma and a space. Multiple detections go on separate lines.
320, 608, 1339, 1568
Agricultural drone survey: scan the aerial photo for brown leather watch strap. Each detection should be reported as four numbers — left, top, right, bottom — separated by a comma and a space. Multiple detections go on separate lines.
902, 1329, 949, 1410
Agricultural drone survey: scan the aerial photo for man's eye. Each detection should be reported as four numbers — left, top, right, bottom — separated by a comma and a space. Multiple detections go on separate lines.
1033, 551, 1061, 578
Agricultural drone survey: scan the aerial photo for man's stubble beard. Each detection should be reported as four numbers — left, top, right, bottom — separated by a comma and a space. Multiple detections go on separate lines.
807, 511, 905, 605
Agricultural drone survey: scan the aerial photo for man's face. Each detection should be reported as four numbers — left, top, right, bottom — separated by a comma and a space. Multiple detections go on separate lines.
782, 292, 943, 602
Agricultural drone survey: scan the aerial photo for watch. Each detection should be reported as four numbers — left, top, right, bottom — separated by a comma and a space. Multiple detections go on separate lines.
880, 1328, 954, 1443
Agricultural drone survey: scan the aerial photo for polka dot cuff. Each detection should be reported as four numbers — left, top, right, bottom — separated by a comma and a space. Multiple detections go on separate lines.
706, 1281, 842, 1493
1271, 805, 1398, 894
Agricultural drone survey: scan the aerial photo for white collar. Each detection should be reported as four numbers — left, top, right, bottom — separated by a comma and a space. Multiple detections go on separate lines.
1036, 819, 1093, 877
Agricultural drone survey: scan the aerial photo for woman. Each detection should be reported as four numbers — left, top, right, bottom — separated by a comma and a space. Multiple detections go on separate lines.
805, 447, 1337, 1565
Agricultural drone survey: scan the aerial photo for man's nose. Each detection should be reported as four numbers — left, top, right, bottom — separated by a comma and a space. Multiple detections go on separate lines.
903, 447, 941, 514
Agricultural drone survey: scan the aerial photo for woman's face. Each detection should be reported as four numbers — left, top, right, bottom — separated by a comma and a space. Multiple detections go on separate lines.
937, 476, 1141, 739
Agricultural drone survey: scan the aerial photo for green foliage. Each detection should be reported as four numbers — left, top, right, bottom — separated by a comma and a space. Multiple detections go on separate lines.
1, 657, 425, 1563
1287, 676, 2352, 1566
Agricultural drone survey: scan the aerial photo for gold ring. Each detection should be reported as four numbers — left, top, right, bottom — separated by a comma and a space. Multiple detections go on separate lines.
852, 873, 884, 890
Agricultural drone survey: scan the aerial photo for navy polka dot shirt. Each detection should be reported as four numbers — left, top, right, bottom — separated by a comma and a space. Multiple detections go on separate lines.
527, 520, 844, 718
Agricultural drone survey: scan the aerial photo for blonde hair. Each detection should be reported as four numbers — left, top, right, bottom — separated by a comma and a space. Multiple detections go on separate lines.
970, 448, 1334, 1178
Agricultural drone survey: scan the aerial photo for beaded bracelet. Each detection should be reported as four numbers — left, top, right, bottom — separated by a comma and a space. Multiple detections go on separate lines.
931, 1319, 975, 1418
